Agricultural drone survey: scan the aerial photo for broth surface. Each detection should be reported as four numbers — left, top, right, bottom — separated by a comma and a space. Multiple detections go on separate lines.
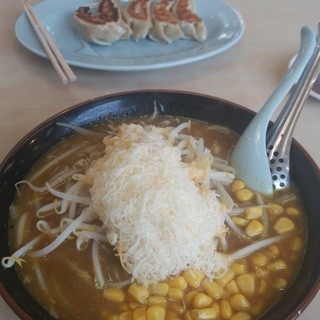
8, 116, 306, 320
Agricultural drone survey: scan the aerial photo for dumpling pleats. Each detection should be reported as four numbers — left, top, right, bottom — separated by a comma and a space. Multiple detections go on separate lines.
148, 0, 184, 44
122, 0, 154, 41
172, 0, 207, 42
74, 0, 132, 45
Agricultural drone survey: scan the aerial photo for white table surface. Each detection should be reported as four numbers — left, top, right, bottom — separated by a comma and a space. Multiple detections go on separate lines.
1, 0, 320, 319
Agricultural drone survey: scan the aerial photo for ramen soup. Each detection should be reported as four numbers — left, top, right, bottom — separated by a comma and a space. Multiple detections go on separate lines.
3, 115, 306, 320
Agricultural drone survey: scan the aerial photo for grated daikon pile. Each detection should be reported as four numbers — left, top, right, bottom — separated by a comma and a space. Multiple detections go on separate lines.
87, 123, 229, 285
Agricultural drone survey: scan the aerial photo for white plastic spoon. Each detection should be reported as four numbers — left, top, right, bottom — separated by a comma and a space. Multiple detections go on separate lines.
230, 26, 316, 195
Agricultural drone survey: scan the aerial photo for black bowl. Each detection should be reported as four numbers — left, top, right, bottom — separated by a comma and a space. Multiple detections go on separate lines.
0, 90, 319, 320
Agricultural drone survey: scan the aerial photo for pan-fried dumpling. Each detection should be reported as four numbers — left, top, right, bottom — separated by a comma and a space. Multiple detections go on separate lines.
172, 0, 207, 42
74, 0, 132, 45
148, 0, 184, 43
122, 0, 153, 41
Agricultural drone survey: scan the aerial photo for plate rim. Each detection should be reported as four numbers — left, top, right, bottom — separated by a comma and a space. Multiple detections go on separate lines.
14, 0, 245, 71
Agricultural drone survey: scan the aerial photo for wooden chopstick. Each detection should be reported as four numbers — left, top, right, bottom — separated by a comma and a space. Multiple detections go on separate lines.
19, 0, 77, 84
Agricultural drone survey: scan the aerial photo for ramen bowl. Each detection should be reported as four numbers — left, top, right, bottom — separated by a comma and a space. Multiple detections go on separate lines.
0, 90, 319, 320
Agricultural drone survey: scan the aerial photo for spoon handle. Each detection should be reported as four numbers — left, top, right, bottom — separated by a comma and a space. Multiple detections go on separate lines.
255, 26, 316, 125
230, 26, 316, 195
267, 24, 320, 190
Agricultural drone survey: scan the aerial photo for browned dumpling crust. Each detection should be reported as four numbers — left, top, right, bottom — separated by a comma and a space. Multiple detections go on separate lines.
74, 0, 132, 45
122, 0, 154, 41
74, 0, 207, 44
172, 0, 207, 41
148, 0, 184, 43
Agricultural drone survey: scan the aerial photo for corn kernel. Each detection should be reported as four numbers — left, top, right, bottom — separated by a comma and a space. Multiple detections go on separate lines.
230, 180, 246, 193
226, 280, 239, 294
191, 308, 218, 320
184, 311, 194, 320
255, 268, 269, 279
184, 290, 198, 306
119, 303, 131, 311
168, 276, 188, 290
201, 279, 224, 300
119, 311, 132, 320
273, 217, 295, 234
220, 300, 233, 319
192, 293, 213, 309
230, 312, 252, 320
250, 300, 266, 316
103, 287, 125, 303
148, 296, 166, 307
268, 260, 287, 271
146, 306, 165, 320
229, 294, 250, 311
273, 277, 288, 290
285, 207, 300, 217
169, 302, 186, 315
235, 274, 256, 296
257, 279, 267, 295
245, 220, 264, 238
291, 236, 304, 252
168, 287, 184, 302
101, 310, 112, 320
130, 302, 140, 310
221, 288, 231, 300
151, 283, 169, 296
183, 269, 205, 288
166, 311, 181, 320
232, 217, 249, 227
244, 206, 263, 220
269, 245, 280, 257
217, 270, 235, 287
128, 283, 149, 304
132, 307, 147, 320
230, 263, 247, 276
235, 189, 254, 202
251, 252, 268, 267
267, 203, 284, 216
212, 303, 220, 315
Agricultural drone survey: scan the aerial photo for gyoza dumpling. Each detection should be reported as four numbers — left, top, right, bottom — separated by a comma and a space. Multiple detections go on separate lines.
172, 0, 207, 42
122, 0, 153, 41
74, 0, 132, 45
148, 0, 184, 43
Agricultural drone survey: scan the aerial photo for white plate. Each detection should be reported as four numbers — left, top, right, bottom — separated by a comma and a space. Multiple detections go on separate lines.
15, 0, 245, 71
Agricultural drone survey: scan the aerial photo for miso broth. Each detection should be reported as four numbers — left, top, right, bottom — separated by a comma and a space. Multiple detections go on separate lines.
6, 116, 306, 320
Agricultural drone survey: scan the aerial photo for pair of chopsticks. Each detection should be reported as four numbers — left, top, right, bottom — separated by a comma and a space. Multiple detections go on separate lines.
19, 0, 77, 84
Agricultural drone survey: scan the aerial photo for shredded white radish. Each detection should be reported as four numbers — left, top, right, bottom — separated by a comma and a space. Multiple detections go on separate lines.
87, 123, 230, 285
